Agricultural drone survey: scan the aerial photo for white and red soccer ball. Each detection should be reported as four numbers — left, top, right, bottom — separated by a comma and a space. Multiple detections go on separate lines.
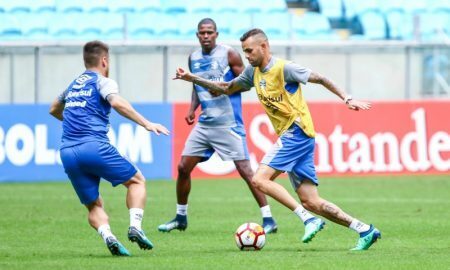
234, 222, 266, 250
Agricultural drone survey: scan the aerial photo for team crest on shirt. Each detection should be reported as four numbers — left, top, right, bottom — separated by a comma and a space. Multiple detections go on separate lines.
193, 62, 201, 70
259, 79, 267, 91
211, 61, 219, 70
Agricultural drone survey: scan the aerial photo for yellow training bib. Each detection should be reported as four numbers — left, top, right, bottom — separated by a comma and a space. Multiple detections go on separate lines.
253, 58, 315, 137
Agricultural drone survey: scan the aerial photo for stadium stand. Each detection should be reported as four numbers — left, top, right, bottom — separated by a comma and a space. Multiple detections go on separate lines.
0, 0, 448, 41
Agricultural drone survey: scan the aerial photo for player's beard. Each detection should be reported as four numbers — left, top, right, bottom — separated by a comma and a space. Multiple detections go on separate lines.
105, 67, 109, 78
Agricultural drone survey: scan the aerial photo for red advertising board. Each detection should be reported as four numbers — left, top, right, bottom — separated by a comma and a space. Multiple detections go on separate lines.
172, 101, 450, 178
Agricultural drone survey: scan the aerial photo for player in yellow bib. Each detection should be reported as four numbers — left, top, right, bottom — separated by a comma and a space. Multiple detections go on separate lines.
174, 29, 380, 251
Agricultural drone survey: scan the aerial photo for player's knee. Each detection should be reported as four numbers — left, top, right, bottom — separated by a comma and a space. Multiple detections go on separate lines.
251, 175, 266, 191
177, 162, 191, 177
300, 197, 320, 212
124, 171, 146, 187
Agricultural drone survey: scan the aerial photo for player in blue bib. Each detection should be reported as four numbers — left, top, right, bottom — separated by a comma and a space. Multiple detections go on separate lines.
158, 18, 277, 234
50, 41, 169, 256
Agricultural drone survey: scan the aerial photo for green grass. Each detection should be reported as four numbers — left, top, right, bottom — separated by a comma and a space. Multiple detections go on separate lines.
1, 176, 450, 270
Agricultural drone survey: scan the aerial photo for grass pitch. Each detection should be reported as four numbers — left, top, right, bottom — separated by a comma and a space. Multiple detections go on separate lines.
0, 175, 449, 270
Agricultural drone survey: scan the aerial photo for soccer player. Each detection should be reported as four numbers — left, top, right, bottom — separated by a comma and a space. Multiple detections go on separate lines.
49, 41, 169, 256
173, 29, 381, 251
158, 19, 278, 234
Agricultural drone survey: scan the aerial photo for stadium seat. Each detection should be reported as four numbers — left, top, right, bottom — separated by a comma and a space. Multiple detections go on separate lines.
253, 13, 291, 40
187, 0, 213, 14
343, 0, 379, 18
318, 0, 344, 19
161, 0, 186, 14
261, 0, 289, 13
100, 13, 125, 40
18, 14, 50, 40
106, 0, 135, 13
211, 0, 239, 13
429, 0, 450, 13
354, 11, 387, 40
55, 0, 83, 13
0, 0, 31, 13
81, 0, 109, 13
214, 13, 236, 41
385, 11, 414, 40
127, 13, 156, 39
228, 13, 253, 40
418, 11, 449, 41
402, 0, 427, 14
0, 14, 22, 40
292, 12, 339, 40
48, 13, 79, 39
29, 0, 56, 14
377, 0, 404, 14
131, 0, 161, 13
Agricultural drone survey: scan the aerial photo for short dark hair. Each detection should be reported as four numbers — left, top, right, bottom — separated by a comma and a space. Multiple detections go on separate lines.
240, 28, 268, 42
197, 18, 217, 31
83, 40, 109, 68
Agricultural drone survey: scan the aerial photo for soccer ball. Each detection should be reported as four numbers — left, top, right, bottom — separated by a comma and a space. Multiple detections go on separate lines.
234, 222, 266, 251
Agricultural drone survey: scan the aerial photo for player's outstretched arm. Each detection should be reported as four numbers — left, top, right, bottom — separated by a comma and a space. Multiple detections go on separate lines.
308, 71, 372, 111
49, 98, 64, 121
174, 67, 241, 96
107, 94, 170, 135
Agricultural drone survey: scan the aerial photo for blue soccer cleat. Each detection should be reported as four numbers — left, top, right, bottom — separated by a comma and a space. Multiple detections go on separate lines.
157, 214, 188, 232
302, 217, 325, 243
351, 225, 381, 251
262, 217, 278, 234
105, 237, 131, 256
128, 226, 154, 250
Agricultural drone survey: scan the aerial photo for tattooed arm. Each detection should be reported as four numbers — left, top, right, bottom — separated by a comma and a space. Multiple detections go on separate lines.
174, 67, 242, 96
308, 71, 371, 111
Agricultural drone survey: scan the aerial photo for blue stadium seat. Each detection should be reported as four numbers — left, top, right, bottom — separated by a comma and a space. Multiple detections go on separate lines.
214, 13, 236, 40
82, 0, 109, 13
29, 0, 56, 14
343, 0, 379, 18
0, 0, 31, 13
127, 13, 156, 39
18, 14, 49, 40
385, 11, 413, 40
161, 0, 186, 14
402, 0, 427, 14
228, 13, 253, 40
55, 0, 83, 13
48, 13, 79, 39
318, 0, 344, 19
107, 0, 135, 13
429, 0, 450, 13
187, 0, 213, 14
292, 12, 339, 40
127, 12, 180, 40
354, 11, 387, 40
100, 13, 125, 40
419, 11, 449, 41
261, 0, 288, 13
0, 14, 22, 40
253, 13, 291, 40
377, 0, 404, 14
211, 0, 239, 13
131, 0, 161, 13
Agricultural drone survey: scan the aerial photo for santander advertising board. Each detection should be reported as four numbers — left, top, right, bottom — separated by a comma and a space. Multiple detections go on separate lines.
172, 102, 449, 178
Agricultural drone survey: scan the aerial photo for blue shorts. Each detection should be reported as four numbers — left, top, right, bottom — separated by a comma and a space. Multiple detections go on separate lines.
261, 124, 318, 191
60, 141, 138, 205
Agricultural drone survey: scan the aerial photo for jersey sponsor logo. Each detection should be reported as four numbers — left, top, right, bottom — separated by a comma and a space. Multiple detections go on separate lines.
65, 100, 87, 108
66, 89, 93, 99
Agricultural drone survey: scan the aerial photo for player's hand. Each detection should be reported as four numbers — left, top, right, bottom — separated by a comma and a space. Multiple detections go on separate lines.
209, 82, 229, 97
347, 99, 372, 111
145, 122, 170, 136
173, 67, 194, 82
185, 111, 195, 125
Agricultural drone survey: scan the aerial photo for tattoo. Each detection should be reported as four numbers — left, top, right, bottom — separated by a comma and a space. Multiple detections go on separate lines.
320, 201, 353, 226
308, 71, 345, 100
192, 76, 229, 94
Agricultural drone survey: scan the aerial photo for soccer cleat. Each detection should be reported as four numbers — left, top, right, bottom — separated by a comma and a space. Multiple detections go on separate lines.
351, 225, 381, 251
262, 217, 278, 234
157, 214, 188, 232
302, 217, 325, 243
128, 226, 154, 250
105, 237, 131, 256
